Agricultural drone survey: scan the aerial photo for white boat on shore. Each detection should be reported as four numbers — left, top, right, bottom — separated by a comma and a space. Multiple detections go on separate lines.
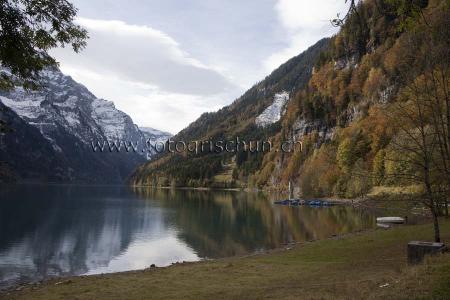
376, 217, 405, 224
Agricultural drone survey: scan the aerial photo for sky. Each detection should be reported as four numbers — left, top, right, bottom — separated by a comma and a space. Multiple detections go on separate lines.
51, 0, 349, 134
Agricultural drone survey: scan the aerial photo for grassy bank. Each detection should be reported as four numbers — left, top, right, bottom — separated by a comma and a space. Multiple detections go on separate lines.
2, 220, 450, 300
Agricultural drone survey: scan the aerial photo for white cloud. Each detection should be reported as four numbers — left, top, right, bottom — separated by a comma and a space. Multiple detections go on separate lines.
264, 0, 349, 71
59, 64, 234, 133
53, 18, 235, 96
76, 18, 209, 70
52, 18, 241, 133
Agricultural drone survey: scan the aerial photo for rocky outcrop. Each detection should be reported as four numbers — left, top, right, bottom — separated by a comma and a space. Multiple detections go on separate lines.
292, 118, 335, 142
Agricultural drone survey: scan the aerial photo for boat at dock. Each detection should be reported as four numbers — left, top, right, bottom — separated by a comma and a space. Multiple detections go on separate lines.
274, 181, 334, 207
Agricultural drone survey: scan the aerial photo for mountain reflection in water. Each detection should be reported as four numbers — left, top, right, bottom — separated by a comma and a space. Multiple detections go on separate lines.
0, 185, 375, 288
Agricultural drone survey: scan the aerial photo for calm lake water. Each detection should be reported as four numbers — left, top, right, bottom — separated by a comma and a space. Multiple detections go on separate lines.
0, 185, 376, 288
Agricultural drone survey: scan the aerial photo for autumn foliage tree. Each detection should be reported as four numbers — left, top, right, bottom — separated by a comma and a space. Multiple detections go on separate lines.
381, 0, 450, 242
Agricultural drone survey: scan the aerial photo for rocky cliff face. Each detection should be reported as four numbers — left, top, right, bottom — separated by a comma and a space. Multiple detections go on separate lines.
0, 68, 166, 183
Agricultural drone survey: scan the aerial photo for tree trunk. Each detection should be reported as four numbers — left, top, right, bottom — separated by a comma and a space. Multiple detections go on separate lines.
424, 158, 441, 242
445, 198, 449, 217
427, 192, 441, 243
426, 172, 441, 242
444, 75, 450, 218
432, 209, 441, 243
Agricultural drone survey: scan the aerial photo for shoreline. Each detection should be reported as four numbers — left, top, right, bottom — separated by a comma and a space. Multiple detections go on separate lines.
0, 226, 376, 293
131, 184, 245, 192
1, 182, 377, 206
1, 229, 377, 294
2, 219, 449, 299
0, 223, 386, 296
0, 216, 432, 294
130, 185, 367, 205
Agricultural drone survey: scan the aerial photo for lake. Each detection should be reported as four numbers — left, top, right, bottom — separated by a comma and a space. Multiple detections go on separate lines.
0, 185, 376, 288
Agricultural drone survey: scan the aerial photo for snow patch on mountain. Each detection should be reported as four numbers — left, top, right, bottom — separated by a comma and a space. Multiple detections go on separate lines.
255, 91, 290, 127
0, 93, 44, 119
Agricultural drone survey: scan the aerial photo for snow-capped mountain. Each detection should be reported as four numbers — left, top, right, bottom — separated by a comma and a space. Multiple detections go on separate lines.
255, 91, 290, 127
92, 98, 145, 142
0, 69, 145, 147
139, 127, 172, 144
138, 127, 172, 159
0, 67, 166, 183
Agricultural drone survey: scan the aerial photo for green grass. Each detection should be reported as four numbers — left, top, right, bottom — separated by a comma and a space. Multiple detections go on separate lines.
368, 185, 423, 197
2, 219, 450, 300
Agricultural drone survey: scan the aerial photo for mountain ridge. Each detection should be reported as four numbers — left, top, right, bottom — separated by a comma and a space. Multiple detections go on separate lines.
0, 68, 169, 183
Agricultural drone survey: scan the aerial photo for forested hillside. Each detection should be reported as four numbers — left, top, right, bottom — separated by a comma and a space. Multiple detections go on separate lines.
262, 0, 449, 199
131, 38, 330, 187
131, 0, 450, 204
